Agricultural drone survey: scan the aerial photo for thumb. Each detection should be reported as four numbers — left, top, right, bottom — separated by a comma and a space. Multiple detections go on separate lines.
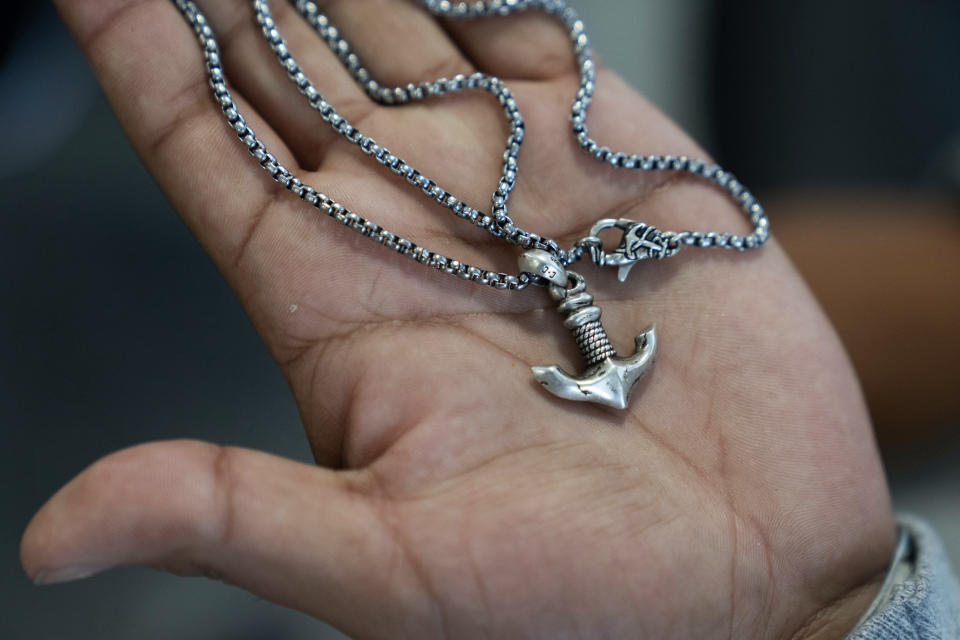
20, 440, 412, 635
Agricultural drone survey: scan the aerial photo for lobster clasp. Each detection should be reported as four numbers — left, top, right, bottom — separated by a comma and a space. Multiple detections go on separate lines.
584, 218, 677, 282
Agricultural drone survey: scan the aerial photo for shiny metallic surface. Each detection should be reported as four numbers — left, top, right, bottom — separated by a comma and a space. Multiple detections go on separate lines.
168, 0, 766, 409
587, 218, 680, 281
533, 330, 657, 410
571, 320, 617, 365
533, 272, 657, 409
562, 305, 601, 330
171, 0, 767, 294
518, 249, 568, 286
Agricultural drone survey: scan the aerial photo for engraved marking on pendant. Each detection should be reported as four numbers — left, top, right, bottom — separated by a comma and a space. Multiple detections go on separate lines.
531, 271, 657, 410
517, 249, 567, 286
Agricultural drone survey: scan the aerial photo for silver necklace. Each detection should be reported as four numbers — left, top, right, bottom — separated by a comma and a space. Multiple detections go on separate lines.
173, 0, 769, 409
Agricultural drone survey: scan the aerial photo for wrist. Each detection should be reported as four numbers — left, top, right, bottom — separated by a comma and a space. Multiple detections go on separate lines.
788, 572, 886, 640
743, 511, 898, 640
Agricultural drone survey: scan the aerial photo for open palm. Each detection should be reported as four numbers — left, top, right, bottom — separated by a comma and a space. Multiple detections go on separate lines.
23, 1, 895, 638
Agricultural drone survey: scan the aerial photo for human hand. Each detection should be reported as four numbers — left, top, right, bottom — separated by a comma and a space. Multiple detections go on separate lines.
22, 1, 895, 638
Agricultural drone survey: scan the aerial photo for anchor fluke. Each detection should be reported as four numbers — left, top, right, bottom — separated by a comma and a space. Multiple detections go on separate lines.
532, 326, 656, 409
530, 270, 657, 410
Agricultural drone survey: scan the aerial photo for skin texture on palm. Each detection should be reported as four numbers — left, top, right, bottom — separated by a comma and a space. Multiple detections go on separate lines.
22, 1, 896, 638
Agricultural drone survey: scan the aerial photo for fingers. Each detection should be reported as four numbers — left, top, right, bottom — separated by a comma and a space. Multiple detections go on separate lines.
198, 0, 374, 171
20, 441, 412, 636
317, 0, 473, 86
440, 6, 577, 80
53, 0, 305, 269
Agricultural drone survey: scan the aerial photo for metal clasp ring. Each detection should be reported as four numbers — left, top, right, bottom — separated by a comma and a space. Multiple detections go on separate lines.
580, 218, 678, 282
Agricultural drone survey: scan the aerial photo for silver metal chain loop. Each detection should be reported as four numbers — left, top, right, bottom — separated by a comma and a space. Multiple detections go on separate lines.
171, 0, 769, 292
172, 0, 531, 290
418, 0, 770, 258
256, 0, 559, 257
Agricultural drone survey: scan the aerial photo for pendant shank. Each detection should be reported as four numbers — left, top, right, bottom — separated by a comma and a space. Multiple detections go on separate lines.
573, 320, 616, 366
550, 279, 616, 366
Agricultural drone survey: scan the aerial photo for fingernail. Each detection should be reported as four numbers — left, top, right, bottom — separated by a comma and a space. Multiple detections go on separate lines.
33, 565, 107, 585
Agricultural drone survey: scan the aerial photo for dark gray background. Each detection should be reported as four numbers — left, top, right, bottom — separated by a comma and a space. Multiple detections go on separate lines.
3, 2, 958, 638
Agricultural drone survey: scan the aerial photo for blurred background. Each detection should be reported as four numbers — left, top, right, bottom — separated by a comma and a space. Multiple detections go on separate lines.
2, 1, 958, 638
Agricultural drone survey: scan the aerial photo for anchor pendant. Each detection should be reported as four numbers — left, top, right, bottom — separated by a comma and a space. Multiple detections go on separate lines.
519, 250, 657, 410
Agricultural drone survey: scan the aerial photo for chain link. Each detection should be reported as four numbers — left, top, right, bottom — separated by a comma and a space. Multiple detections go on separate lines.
418, 0, 770, 257
173, 0, 531, 290
256, 0, 558, 256
171, 0, 768, 291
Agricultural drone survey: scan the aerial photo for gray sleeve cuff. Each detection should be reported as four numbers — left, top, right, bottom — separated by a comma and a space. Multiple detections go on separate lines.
848, 516, 960, 639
